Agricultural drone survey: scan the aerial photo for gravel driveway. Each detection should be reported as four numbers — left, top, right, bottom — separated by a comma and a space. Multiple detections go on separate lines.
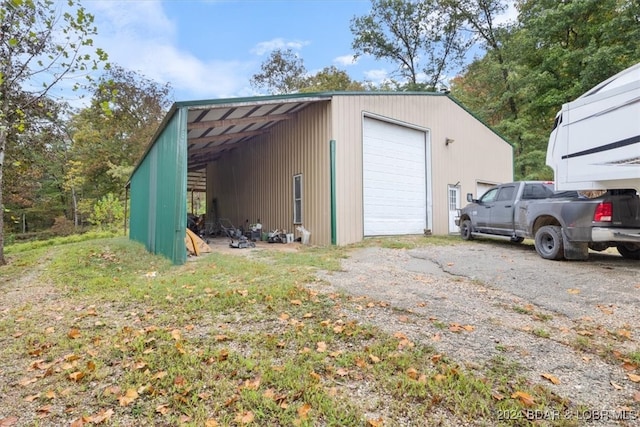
314, 239, 640, 424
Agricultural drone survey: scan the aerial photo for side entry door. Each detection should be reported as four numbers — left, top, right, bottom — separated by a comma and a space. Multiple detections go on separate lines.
474, 187, 499, 231
489, 185, 516, 234
448, 185, 461, 234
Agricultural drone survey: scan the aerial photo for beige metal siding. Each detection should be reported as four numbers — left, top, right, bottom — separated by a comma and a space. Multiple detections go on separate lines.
206, 101, 332, 245
331, 94, 513, 245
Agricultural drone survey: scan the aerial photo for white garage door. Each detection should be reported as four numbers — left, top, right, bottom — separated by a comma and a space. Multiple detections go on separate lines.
363, 118, 427, 235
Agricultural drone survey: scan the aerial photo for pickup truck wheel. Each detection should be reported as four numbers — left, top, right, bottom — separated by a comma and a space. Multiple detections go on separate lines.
460, 220, 473, 241
617, 243, 640, 260
534, 225, 564, 260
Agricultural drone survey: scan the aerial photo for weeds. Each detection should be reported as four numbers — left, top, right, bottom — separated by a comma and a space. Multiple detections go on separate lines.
0, 236, 581, 425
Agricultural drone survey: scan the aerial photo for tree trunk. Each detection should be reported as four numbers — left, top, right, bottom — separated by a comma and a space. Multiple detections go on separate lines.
0, 125, 7, 266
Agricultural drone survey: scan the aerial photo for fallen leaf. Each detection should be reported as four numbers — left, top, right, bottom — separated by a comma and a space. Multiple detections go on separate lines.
36, 405, 52, 418
242, 377, 261, 391
633, 391, 640, 402
170, 329, 181, 341
369, 354, 380, 363
567, 288, 581, 294
290, 299, 302, 306
336, 368, 349, 377
628, 373, 640, 383
622, 362, 638, 371
316, 342, 327, 353
611, 381, 623, 390
617, 329, 632, 339
152, 371, 168, 380
205, 420, 219, 427
156, 404, 170, 415
118, 389, 139, 406
88, 408, 114, 423
298, 403, 311, 419
68, 371, 85, 382
279, 313, 290, 321
541, 373, 561, 384
511, 391, 535, 406
0, 416, 19, 426
67, 329, 81, 339
406, 368, 419, 379
431, 333, 441, 341
24, 394, 40, 402
235, 411, 254, 424
367, 417, 384, 427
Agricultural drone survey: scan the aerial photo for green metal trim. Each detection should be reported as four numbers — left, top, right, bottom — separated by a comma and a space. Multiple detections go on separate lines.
174, 90, 446, 109
330, 140, 337, 245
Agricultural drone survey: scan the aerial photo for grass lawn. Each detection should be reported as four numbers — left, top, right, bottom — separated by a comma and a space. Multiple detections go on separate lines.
0, 235, 575, 426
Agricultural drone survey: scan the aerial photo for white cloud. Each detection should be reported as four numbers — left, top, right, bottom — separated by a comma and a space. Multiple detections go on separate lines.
333, 55, 358, 67
363, 69, 389, 84
251, 38, 310, 56
495, 0, 518, 26
85, 0, 254, 100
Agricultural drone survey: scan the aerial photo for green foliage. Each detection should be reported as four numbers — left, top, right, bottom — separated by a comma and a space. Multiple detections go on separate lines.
250, 48, 307, 94
350, 0, 470, 88
0, 0, 109, 264
299, 66, 365, 93
451, 0, 640, 179
89, 193, 125, 230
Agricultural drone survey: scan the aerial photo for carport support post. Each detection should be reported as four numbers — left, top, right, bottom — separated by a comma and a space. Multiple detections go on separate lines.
330, 140, 337, 245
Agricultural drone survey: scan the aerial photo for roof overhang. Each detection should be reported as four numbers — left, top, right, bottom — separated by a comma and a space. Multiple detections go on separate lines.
179, 94, 332, 192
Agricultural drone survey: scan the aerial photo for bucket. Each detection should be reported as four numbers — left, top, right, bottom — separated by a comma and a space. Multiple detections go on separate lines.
301, 230, 310, 245
286, 233, 294, 243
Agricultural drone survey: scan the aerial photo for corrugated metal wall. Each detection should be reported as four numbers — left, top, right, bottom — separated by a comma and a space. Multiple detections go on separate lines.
206, 101, 332, 245
331, 94, 513, 245
130, 108, 188, 264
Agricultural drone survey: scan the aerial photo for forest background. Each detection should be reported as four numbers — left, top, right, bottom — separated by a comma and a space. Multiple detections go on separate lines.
1, 0, 639, 266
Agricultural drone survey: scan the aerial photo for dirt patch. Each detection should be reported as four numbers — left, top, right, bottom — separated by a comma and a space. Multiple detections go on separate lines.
314, 241, 640, 421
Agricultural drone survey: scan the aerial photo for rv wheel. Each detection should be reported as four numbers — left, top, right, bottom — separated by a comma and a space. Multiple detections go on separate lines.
534, 225, 564, 260
617, 243, 640, 260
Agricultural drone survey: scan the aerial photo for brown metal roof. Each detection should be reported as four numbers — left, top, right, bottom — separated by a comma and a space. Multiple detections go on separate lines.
182, 95, 331, 192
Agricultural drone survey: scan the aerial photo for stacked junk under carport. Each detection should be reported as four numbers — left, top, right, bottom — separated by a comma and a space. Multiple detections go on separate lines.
186, 213, 310, 256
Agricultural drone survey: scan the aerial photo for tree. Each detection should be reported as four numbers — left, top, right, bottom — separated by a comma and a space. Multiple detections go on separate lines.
451, 0, 640, 179
251, 51, 366, 94
0, 0, 108, 265
250, 49, 307, 94
66, 66, 171, 223
299, 66, 366, 92
350, 0, 470, 90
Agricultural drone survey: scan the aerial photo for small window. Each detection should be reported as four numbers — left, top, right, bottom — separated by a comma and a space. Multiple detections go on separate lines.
293, 174, 302, 224
480, 188, 499, 203
496, 186, 515, 202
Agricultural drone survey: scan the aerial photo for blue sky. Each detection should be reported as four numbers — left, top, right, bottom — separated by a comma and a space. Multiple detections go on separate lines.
82, 0, 382, 101
80, 0, 515, 102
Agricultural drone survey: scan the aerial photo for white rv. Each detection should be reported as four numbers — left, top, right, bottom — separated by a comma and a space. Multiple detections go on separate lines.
547, 62, 640, 191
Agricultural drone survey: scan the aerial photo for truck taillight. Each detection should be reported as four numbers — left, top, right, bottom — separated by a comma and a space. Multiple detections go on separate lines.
593, 202, 612, 222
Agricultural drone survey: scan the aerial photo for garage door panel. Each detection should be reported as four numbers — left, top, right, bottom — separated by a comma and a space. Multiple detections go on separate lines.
363, 118, 427, 236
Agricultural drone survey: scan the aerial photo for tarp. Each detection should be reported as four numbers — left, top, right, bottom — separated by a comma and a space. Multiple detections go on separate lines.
185, 229, 213, 256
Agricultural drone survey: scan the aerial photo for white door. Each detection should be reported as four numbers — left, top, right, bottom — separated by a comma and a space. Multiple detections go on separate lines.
363, 118, 427, 236
448, 185, 461, 233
